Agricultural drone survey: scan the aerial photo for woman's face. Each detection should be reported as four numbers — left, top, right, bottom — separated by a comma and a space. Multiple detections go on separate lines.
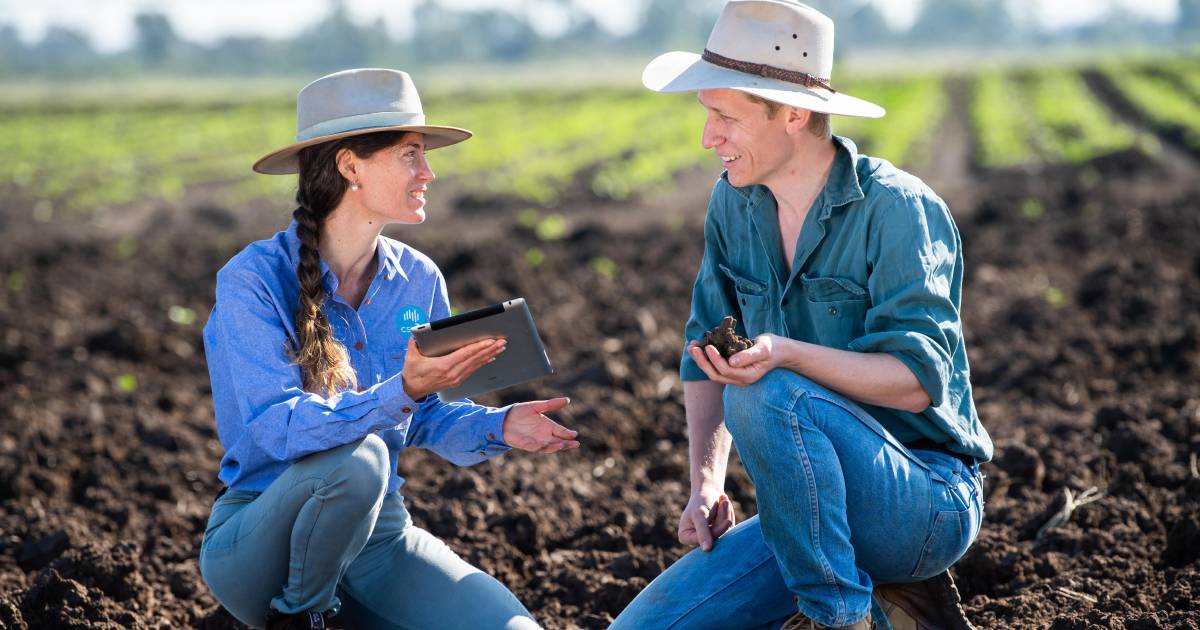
352, 131, 435, 225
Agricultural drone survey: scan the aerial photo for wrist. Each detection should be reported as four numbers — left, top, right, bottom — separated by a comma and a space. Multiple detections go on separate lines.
691, 478, 725, 497
778, 337, 808, 372
401, 374, 428, 401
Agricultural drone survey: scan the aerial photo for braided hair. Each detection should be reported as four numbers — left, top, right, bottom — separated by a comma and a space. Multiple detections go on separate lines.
292, 131, 407, 396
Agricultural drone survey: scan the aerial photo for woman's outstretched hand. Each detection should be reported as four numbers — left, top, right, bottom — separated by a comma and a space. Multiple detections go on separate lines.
502, 398, 580, 453
401, 336, 506, 401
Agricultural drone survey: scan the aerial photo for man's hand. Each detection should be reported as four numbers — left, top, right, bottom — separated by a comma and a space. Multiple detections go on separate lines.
502, 397, 580, 453
687, 333, 782, 386
401, 336, 506, 401
678, 488, 735, 551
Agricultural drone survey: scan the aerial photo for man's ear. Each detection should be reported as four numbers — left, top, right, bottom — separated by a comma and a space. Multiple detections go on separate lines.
335, 147, 358, 182
784, 107, 811, 136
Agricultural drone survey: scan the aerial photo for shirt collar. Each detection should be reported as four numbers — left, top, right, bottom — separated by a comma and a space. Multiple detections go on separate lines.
823, 135, 866, 210
284, 218, 406, 292
731, 135, 865, 216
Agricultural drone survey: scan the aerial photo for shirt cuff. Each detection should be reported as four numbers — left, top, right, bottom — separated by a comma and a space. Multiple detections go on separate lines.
679, 354, 710, 381
375, 373, 420, 422
474, 405, 513, 461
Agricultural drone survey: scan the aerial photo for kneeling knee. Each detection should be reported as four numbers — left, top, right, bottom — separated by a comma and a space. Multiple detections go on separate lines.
332, 434, 390, 502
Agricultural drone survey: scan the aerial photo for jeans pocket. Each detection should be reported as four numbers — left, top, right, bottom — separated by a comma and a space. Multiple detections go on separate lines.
910, 508, 973, 579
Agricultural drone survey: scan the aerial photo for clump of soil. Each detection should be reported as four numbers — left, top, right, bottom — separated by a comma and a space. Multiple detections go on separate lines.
700, 316, 754, 359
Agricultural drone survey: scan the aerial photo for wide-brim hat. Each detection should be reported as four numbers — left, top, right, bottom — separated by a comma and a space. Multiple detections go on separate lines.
642, 0, 884, 119
253, 68, 472, 175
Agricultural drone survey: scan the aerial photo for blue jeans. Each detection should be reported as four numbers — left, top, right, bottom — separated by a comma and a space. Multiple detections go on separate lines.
199, 435, 539, 629
613, 370, 983, 629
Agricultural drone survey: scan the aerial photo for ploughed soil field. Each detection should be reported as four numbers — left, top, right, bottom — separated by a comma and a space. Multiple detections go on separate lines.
2, 136, 1199, 628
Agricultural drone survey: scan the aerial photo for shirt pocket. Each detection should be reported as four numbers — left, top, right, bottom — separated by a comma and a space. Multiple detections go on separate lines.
799, 275, 869, 350
719, 264, 771, 337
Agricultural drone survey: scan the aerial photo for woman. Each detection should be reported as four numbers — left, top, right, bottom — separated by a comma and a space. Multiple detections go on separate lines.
199, 68, 578, 630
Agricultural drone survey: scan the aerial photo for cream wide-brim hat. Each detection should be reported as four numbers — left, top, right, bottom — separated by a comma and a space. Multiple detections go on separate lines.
642, 0, 884, 119
253, 68, 472, 175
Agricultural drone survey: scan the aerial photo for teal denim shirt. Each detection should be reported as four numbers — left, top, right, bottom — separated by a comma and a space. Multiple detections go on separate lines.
682, 136, 993, 463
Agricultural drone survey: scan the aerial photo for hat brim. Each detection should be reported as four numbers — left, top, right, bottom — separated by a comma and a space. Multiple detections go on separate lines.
642, 51, 885, 119
252, 124, 472, 175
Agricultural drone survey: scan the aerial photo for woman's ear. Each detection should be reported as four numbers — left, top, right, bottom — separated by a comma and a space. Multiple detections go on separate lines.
335, 147, 358, 183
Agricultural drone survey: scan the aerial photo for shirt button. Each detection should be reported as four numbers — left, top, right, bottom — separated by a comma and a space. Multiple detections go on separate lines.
355, 342, 364, 351
401, 406, 412, 414
740, 298, 747, 306
487, 433, 497, 441
364, 298, 371, 305
479, 451, 487, 458
827, 306, 838, 316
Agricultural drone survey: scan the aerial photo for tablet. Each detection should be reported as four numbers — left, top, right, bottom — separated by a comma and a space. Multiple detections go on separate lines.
410, 298, 553, 402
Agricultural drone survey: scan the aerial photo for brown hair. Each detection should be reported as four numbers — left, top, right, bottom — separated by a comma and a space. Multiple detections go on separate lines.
292, 130, 406, 396
743, 92, 832, 139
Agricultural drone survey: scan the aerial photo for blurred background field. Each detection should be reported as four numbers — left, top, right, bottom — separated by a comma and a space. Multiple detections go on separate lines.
2, 55, 1196, 223
3, 1, 1200, 629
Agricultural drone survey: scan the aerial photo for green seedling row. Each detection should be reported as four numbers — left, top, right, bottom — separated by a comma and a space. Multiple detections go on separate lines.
6, 60, 1197, 215
969, 68, 1136, 168
970, 71, 1038, 168
1028, 70, 1136, 164
835, 76, 947, 168
1100, 65, 1200, 152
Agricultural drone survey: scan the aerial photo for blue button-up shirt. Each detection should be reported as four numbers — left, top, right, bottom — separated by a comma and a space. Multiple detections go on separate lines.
683, 136, 992, 463
203, 221, 511, 493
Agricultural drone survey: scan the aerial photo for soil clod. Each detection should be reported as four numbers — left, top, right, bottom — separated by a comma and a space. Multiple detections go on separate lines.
700, 316, 754, 359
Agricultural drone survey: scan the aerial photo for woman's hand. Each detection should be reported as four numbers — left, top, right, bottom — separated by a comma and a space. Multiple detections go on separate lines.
678, 487, 735, 551
401, 336, 506, 401
686, 333, 783, 387
502, 397, 580, 453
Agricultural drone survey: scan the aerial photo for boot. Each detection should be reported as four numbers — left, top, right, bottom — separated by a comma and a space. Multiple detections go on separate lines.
874, 570, 975, 630
264, 608, 333, 630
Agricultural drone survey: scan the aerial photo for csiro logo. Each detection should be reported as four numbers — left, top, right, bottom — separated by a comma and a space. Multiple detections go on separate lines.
397, 305, 427, 338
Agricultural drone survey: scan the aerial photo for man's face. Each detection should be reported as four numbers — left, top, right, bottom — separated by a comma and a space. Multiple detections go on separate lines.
697, 89, 793, 188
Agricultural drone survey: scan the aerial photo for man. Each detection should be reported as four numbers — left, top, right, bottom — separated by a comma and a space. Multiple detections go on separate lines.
612, 2, 992, 629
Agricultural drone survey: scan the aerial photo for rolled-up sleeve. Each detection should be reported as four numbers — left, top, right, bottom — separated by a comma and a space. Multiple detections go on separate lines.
848, 193, 962, 408
206, 268, 416, 463
680, 194, 739, 381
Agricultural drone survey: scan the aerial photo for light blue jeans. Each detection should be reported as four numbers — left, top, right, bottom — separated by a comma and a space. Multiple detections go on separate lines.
199, 434, 539, 629
612, 370, 983, 629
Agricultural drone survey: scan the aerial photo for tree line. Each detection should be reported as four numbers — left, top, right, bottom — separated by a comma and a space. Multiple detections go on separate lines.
1, 0, 1197, 79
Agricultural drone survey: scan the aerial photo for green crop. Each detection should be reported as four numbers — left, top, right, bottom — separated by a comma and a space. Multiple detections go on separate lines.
970, 72, 1037, 168
969, 68, 1135, 168
835, 76, 947, 168
1102, 66, 1200, 152
5, 61, 1193, 215
1029, 71, 1136, 163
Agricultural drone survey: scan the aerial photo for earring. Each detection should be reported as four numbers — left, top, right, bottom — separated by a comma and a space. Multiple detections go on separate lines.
350, 183, 360, 191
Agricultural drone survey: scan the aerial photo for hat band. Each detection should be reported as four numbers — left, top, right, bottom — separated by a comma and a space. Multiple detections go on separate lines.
701, 49, 835, 93
296, 111, 427, 142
